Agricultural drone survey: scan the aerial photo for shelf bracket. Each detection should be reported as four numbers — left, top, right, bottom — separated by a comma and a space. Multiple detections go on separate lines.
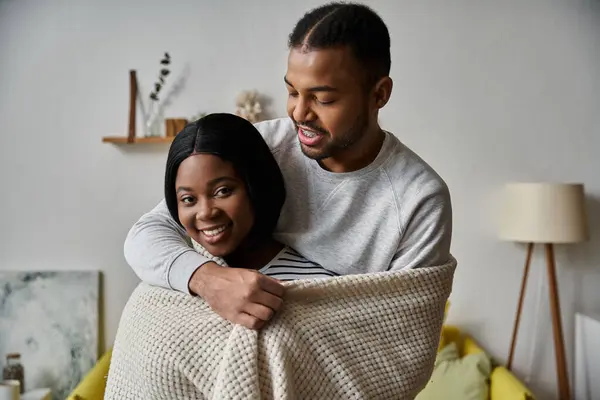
127, 70, 138, 143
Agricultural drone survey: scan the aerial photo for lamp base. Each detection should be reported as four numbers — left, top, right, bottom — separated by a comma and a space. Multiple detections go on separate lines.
507, 243, 570, 400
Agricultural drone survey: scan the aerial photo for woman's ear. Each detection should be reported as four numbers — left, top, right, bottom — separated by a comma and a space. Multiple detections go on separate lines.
373, 76, 393, 109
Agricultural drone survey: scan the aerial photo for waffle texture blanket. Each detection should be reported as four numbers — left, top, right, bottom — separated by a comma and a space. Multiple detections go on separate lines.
105, 258, 456, 400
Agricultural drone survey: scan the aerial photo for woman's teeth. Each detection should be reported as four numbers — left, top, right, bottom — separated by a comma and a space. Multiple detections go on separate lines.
202, 224, 228, 237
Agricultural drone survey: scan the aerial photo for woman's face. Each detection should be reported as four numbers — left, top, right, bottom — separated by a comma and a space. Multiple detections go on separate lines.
175, 154, 255, 258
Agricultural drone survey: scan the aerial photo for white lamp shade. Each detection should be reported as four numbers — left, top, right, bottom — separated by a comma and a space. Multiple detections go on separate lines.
498, 182, 589, 244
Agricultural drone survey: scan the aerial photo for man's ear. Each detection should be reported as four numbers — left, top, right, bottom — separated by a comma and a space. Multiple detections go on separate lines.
373, 76, 393, 109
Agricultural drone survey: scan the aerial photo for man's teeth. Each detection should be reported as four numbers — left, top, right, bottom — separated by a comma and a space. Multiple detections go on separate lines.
202, 225, 228, 237
302, 129, 317, 138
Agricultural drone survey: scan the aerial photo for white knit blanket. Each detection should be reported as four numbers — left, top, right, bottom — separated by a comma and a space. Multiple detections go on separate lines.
105, 259, 456, 400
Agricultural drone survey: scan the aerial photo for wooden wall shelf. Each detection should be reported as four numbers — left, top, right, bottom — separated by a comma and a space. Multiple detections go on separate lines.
103, 70, 176, 145
103, 70, 185, 145
102, 136, 174, 144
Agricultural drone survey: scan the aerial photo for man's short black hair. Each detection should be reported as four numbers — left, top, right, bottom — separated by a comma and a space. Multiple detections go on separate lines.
288, 2, 391, 86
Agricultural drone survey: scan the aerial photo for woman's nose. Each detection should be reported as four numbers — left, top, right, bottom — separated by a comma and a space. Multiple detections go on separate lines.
196, 199, 218, 221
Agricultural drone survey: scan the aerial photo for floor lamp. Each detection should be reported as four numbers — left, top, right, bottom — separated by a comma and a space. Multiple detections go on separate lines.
498, 182, 589, 400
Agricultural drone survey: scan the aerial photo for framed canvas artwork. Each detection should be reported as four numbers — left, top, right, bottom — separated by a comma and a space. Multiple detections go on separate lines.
0, 271, 99, 400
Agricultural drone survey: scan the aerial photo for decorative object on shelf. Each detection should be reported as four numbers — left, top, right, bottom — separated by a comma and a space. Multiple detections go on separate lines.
497, 182, 589, 400
0, 271, 99, 400
102, 61, 190, 145
145, 52, 171, 137
102, 70, 174, 145
149, 53, 171, 102
2, 354, 24, 394
165, 118, 188, 138
235, 90, 263, 123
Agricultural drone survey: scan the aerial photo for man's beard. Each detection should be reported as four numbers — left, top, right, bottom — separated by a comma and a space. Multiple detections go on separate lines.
294, 112, 369, 161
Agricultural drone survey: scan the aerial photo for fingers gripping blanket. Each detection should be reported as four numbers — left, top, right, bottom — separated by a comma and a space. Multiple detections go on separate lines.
105, 258, 456, 400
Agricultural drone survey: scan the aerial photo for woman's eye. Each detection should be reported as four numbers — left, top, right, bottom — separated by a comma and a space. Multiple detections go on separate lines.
180, 196, 195, 204
215, 187, 233, 197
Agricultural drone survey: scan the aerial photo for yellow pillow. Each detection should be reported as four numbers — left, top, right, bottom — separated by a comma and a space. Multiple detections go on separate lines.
437, 301, 451, 351
66, 348, 112, 400
416, 342, 491, 400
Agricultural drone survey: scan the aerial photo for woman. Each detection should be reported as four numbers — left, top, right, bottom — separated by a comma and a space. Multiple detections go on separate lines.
164, 113, 337, 282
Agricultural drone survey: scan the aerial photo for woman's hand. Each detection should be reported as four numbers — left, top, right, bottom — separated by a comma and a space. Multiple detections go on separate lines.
189, 262, 285, 330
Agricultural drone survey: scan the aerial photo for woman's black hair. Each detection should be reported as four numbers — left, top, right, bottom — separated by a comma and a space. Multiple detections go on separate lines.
164, 113, 286, 241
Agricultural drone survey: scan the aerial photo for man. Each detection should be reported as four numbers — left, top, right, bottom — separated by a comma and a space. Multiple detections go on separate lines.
124, 2, 452, 330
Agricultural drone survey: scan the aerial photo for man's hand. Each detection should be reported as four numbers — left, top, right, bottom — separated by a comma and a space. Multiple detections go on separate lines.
188, 262, 285, 330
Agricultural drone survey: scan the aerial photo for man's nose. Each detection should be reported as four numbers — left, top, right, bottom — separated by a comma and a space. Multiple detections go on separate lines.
292, 96, 314, 123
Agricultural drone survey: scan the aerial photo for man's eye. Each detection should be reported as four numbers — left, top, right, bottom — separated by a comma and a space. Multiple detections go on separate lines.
288, 92, 299, 98
215, 187, 233, 197
316, 99, 334, 105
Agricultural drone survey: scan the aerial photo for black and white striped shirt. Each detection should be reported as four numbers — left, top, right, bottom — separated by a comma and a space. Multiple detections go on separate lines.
259, 247, 338, 281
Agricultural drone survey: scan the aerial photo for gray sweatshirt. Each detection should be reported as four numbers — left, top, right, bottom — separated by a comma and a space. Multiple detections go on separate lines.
124, 117, 453, 294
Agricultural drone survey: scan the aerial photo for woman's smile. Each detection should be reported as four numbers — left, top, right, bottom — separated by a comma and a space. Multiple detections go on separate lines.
197, 222, 233, 245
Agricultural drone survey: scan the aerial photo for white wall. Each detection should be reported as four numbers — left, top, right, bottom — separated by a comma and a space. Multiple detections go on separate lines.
1, 0, 598, 397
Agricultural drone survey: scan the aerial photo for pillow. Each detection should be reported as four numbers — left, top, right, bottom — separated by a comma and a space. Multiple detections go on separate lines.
437, 302, 451, 351
416, 342, 491, 400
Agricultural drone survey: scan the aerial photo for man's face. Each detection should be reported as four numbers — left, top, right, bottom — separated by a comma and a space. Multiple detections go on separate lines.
285, 46, 372, 161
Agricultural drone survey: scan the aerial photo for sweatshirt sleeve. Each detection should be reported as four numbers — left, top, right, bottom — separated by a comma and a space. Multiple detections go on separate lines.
123, 199, 212, 294
390, 182, 453, 270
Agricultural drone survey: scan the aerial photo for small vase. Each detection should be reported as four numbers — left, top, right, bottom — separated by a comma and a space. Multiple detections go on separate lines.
145, 101, 163, 137
145, 116, 162, 137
